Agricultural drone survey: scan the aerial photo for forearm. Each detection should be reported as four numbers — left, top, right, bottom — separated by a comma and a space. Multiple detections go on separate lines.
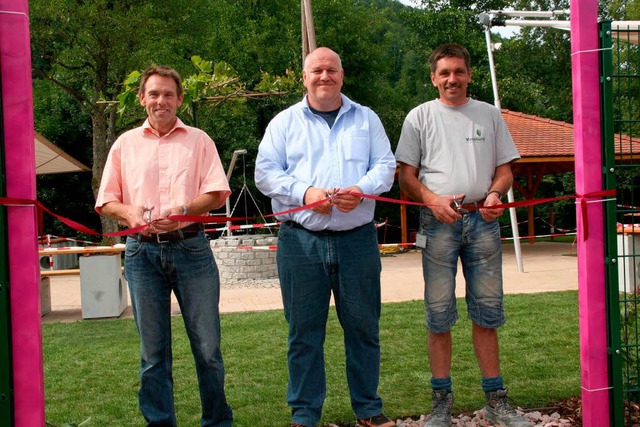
185, 192, 228, 215
487, 163, 514, 197
398, 163, 437, 205
100, 201, 145, 229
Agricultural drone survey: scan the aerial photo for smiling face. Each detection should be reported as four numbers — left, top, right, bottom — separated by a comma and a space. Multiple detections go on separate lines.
431, 56, 472, 107
302, 47, 344, 111
138, 74, 184, 136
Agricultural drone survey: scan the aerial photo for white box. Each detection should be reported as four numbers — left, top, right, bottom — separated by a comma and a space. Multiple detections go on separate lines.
617, 233, 640, 294
79, 254, 128, 319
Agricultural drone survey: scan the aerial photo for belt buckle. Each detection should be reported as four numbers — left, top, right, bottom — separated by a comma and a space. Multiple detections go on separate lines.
155, 231, 171, 243
451, 196, 469, 215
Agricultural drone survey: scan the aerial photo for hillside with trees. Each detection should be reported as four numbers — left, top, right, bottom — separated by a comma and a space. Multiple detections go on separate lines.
32, 0, 612, 241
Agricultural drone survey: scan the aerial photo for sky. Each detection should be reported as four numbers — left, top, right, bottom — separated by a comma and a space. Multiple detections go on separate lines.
395, 0, 520, 38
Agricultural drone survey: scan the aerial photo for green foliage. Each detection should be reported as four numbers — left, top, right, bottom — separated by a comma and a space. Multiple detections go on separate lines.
30, 0, 597, 238
117, 55, 299, 127
620, 297, 640, 402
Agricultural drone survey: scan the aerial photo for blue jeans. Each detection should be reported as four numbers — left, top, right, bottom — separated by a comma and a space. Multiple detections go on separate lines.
277, 221, 385, 426
419, 207, 505, 334
124, 232, 233, 427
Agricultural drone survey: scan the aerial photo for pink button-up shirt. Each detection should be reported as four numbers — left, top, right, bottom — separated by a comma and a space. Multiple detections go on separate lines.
95, 118, 230, 221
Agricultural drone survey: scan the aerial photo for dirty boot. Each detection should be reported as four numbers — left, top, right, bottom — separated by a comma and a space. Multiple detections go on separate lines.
484, 388, 532, 427
425, 389, 453, 427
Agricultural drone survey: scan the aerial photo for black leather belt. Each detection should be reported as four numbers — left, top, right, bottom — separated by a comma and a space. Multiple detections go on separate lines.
285, 221, 365, 234
136, 223, 204, 243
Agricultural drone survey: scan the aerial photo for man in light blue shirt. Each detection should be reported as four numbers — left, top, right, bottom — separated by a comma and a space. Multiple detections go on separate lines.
255, 47, 396, 427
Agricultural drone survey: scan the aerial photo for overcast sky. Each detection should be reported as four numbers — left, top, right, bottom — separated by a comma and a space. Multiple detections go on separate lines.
394, 0, 519, 38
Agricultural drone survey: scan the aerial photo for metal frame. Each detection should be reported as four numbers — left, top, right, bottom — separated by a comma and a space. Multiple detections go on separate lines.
0, 49, 13, 426
600, 20, 625, 427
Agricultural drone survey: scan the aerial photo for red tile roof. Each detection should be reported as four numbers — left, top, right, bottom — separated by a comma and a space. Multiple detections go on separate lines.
502, 109, 640, 159
503, 110, 575, 157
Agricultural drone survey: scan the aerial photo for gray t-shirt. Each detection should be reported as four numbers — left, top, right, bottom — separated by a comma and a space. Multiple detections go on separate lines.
395, 98, 520, 203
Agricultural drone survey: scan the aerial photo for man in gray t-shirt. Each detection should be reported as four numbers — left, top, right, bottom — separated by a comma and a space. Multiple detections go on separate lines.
396, 44, 530, 427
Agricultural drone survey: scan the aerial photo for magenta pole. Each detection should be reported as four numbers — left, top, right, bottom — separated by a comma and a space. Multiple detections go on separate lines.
571, 1, 611, 425
0, 1, 46, 425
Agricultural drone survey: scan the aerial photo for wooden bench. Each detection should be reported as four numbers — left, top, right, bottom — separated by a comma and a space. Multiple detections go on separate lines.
40, 269, 80, 277
41, 267, 124, 277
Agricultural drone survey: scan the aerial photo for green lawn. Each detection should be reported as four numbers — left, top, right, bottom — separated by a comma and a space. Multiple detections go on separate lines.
43, 291, 580, 426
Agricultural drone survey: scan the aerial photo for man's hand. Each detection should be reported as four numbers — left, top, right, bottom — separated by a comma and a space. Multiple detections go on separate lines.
332, 186, 363, 213
304, 187, 334, 214
480, 191, 505, 222
431, 194, 464, 224
155, 206, 187, 232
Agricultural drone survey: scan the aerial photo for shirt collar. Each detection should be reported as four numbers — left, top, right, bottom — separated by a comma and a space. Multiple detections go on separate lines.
302, 93, 353, 115
141, 117, 187, 137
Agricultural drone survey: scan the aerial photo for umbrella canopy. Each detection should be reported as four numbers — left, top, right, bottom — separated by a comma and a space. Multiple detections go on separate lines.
35, 131, 89, 175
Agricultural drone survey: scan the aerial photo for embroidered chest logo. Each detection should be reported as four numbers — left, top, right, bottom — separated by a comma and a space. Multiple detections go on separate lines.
466, 127, 486, 143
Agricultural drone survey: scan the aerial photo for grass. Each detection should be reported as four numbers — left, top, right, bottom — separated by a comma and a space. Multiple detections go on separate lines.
43, 291, 580, 426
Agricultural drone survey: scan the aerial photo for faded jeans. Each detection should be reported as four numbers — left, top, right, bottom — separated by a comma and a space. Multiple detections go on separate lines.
125, 232, 233, 427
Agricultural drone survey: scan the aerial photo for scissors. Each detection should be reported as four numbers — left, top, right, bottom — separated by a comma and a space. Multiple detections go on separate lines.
451, 195, 469, 215
143, 204, 153, 225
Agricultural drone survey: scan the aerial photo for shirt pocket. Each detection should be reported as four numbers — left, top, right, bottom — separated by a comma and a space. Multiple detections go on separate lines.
341, 130, 370, 162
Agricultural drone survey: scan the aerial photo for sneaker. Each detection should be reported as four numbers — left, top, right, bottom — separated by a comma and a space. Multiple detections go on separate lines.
425, 389, 453, 427
484, 388, 533, 427
357, 413, 395, 427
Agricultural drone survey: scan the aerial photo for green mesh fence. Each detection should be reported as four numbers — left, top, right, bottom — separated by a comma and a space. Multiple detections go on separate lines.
601, 20, 640, 426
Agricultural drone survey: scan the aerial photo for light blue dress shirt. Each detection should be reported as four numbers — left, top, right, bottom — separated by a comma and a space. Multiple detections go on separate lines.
255, 94, 396, 231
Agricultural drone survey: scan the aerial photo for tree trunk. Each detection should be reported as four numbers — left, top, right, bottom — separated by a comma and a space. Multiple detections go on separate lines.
91, 105, 120, 242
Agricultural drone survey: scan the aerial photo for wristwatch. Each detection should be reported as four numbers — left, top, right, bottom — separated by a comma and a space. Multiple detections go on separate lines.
486, 190, 502, 199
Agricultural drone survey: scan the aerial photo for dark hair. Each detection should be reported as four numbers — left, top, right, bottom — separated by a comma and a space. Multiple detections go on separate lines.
428, 44, 471, 73
139, 66, 183, 97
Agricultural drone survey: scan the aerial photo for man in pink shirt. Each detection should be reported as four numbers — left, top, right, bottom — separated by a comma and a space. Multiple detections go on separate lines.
95, 65, 233, 427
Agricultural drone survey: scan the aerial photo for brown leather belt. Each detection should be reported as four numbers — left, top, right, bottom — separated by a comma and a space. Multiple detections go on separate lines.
458, 198, 485, 214
136, 223, 203, 243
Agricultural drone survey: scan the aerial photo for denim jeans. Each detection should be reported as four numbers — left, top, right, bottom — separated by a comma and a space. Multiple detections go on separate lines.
419, 207, 505, 334
277, 221, 385, 426
124, 232, 233, 427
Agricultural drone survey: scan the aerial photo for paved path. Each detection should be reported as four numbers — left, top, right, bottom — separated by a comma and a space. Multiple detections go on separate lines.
41, 241, 578, 324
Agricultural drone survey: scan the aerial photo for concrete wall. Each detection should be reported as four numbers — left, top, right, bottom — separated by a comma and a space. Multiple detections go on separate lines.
210, 235, 278, 281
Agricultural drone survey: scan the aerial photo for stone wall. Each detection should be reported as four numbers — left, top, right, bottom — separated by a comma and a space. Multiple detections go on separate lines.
210, 235, 278, 281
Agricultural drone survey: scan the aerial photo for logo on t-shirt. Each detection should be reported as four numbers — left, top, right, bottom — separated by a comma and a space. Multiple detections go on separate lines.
466, 127, 486, 143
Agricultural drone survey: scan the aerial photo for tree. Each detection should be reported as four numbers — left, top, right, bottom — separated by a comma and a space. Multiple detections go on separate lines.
30, 0, 199, 236
30, 0, 298, 237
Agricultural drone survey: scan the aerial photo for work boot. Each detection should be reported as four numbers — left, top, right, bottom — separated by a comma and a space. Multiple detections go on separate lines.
484, 388, 533, 427
357, 413, 395, 427
425, 389, 453, 427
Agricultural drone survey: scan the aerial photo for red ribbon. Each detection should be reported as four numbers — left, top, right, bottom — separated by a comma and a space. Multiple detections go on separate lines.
0, 189, 616, 241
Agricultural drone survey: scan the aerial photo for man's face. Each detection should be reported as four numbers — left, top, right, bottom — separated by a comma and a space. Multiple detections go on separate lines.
431, 56, 472, 107
303, 48, 344, 111
139, 74, 184, 134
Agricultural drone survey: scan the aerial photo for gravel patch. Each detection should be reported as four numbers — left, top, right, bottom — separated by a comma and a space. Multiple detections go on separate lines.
220, 278, 280, 289
324, 408, 576, 427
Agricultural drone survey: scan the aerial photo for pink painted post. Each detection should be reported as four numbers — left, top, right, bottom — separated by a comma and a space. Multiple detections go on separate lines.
571, 1, 611, 425
0, 1, 46, 426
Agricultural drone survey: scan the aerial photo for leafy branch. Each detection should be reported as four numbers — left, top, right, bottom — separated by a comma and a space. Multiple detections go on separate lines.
116, 55, 300, 124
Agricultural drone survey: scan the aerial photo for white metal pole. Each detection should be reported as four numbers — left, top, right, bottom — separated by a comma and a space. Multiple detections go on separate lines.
484, 26, 525, 272
225, 149, 247, 237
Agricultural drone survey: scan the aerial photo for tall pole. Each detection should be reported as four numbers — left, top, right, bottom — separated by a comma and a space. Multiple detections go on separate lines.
225, 149, 247, 237
483, 26, 524, 272
0, 45, 11, 427
0, 1, 46, 425
301, 0, 317, 62
571, 1, 610, 425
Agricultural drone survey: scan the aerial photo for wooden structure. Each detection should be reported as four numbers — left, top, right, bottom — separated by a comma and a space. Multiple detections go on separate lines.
398, 109, 640, 244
